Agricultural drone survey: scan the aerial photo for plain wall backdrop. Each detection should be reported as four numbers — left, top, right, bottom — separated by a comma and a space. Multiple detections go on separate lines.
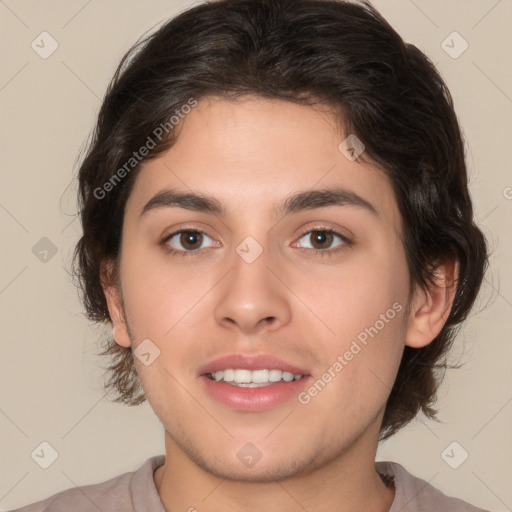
0, 0, 511, 510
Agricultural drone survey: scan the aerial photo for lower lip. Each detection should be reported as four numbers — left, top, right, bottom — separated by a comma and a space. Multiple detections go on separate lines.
199, 375, 310, 412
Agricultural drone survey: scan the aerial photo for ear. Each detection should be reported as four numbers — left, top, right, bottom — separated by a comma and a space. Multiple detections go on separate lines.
100, 259, 131, 348
405, 259, 459, 348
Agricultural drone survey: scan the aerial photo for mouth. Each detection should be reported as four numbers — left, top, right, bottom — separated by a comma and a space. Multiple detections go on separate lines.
206, 368, 304, 387
198, 354, 310, 412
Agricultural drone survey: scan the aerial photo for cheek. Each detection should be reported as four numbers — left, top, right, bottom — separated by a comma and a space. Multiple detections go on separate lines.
119, 241, 212, 342
301, 303, 406, 426
295, 247, 409, 414
307, 248, 409, 415
294, 244, 409, 349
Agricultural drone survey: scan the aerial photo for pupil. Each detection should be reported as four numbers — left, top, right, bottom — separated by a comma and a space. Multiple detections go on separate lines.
181, 231, 201, 249
312, 231, 331, 249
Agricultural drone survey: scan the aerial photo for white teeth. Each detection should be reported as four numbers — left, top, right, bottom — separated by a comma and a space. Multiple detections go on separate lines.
282, 371, 294, 382
234, 369, 252, 383
208, 369, 304, 385
223, 369, 235, 382
269, 369, 282, 382
251, 369, 269, 383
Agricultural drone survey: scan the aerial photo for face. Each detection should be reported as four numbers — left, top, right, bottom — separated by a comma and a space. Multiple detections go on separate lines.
106, 96, 415, 482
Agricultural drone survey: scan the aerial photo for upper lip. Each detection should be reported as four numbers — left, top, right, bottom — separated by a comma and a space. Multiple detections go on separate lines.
198, 353, 310, 376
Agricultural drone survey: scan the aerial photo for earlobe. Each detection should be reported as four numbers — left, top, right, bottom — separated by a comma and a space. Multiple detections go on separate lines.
111, 323, 131, 348
405, 259, 459, 349
100, 259, 132, 348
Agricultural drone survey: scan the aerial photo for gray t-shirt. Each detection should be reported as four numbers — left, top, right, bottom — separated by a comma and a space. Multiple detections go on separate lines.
11, 455, 491, 511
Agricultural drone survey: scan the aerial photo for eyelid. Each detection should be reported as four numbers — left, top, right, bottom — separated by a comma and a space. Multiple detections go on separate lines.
161, 227, 220, 254
292, 225, 353, 258
294, 222, 353, 243
162, 227, 213, 242
160, 222, 217, 242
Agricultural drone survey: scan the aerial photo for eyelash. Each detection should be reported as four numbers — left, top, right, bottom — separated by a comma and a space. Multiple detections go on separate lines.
161, 227, 352, 258
161, 229, 215, 258
294, 227, 352, 257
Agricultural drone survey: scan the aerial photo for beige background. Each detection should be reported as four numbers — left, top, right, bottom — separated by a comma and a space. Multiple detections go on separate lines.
0, 0, 511, 510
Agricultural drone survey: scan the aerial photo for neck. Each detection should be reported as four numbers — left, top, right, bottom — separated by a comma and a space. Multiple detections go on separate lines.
154, 425, 395, 512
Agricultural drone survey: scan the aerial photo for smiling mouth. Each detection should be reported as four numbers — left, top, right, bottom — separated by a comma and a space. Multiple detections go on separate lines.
206, 368, 304, 387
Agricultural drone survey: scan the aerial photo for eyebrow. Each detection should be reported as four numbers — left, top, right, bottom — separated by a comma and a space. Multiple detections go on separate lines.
274, 187, 378, 218
140, 188, 225, 218
139, 187, 379, 219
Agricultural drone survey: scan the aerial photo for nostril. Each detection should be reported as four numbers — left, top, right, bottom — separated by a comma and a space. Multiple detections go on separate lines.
261, 316, 276, 325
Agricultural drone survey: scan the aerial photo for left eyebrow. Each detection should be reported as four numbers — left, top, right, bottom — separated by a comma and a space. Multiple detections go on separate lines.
273, 187, 379, 219
139, 186, 379, 219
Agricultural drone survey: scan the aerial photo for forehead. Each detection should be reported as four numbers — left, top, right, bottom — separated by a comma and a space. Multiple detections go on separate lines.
125, 96, 402, 232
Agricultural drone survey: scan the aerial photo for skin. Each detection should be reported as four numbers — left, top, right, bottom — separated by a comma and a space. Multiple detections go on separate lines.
102, 96, 457, 512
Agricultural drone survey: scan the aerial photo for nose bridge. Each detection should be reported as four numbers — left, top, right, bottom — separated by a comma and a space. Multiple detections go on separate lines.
213, 239, 291, 332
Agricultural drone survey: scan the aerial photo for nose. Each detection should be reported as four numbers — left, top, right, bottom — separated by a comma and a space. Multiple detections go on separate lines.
213, 247, 292, 334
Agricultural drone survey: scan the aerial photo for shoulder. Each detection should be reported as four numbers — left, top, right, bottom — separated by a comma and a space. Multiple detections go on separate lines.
10, 455, 166, 512
376, 460, 491, 512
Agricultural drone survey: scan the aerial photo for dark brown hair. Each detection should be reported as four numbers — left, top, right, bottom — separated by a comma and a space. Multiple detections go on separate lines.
72, 0, 488, 441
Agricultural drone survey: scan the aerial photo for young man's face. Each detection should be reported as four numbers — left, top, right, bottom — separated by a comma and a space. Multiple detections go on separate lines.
106, 96, 417, 481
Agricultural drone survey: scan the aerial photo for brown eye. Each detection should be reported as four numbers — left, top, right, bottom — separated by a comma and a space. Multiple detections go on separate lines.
296, 229, 346, 252
293, 229, 352, 256
309, 231, 334, 249
164, 229, 216, 253
179, 231, 203, 250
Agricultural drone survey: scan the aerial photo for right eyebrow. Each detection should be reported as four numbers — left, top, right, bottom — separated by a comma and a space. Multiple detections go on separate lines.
140, 189, 226, 218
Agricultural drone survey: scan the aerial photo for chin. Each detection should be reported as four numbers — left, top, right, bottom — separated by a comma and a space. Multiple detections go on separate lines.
186, 441, 330, 483
202, 457, 308, 483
